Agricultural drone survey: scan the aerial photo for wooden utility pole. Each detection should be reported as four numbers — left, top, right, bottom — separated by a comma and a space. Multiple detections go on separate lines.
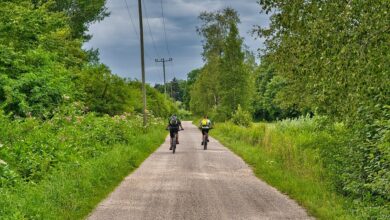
155, 58, 172, 98
138, 0, 147, 126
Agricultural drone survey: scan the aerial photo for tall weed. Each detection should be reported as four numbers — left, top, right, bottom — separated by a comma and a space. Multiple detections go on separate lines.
0, 110, 166, 219
213, 116, 389, 219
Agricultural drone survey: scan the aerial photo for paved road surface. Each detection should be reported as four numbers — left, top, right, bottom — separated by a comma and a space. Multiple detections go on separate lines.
88, 121, 313, 220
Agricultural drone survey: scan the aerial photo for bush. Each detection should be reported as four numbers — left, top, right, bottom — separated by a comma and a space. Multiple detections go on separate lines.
177, 108, 192, 120
0, 109, 166, 219
231, 105, 252, 127
212, 117, 390, 219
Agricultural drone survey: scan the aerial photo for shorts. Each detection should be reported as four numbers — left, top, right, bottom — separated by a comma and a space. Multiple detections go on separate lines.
169, 127, 179, 138
201, 128, 210, 135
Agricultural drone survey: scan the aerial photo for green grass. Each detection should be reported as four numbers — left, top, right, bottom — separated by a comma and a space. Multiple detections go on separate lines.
0, 113, 167, 219
1, 131, 165, 220
211, 120, 359, 220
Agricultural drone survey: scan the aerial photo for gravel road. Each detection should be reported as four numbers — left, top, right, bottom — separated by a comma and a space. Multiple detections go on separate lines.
88, 121, 313, 220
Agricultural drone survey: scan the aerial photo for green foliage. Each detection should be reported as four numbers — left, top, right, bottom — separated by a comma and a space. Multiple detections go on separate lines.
182, 68, 200, 109
77, 64, 134, 115
191, 9, 254, 121
0, 110, 166, 219
196, 7, 240, 60
0, 1, 176, 219
213, 118, 389, 219
0, 1, 85, 118
145, 83, 178, 118
154, 77, 187, 103
190, 59, 220, 116
0, 1, 177, 118
218, 22, 253, 119
231, 105, 252, 127
256, 0, 390, 207
252, 61, 302, 121
176, 108, 192, 120
32, 0, 109, 40
0, 107, 158, 183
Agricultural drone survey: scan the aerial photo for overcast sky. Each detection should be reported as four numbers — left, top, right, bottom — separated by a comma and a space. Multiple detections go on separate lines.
83, 0, 269, 85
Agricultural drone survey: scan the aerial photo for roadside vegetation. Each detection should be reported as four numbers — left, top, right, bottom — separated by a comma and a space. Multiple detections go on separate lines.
1, 0, 388, 219
0, 110, 166, 219
213, 119, 389, 219
186, 2, 389, 219
0, 1, 173, 219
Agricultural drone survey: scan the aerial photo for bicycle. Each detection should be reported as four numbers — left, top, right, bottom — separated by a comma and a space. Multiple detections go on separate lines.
171, 132, 177, 154
170, 128, 183, 154
202, 132, 208, 150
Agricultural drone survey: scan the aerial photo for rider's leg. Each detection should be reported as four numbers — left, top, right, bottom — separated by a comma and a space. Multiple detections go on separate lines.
169, 130, 174, 150
176, 131, 179, 144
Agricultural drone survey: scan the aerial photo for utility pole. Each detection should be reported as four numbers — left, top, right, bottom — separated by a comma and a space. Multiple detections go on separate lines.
155, 58, 172, 98
138, 0, 147, 126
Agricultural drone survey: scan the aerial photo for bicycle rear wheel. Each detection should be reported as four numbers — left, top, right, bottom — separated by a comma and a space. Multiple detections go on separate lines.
172, 134, 177, 154
203, 134, 207, 150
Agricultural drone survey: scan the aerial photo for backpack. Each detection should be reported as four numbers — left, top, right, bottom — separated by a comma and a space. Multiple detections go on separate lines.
170, 116, 178, 126
201, 119, 209, 126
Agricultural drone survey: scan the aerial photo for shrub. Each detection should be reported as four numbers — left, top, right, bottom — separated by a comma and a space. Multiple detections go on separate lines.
231, 105, 252, 127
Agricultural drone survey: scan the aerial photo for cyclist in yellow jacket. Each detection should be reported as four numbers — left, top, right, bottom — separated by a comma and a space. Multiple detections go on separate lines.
199, 115, 212, 145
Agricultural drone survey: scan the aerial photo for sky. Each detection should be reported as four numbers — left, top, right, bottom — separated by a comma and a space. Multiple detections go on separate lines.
83, 0, 269, 85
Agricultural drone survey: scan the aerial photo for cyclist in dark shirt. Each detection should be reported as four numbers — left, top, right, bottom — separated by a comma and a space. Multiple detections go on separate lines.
167, 115, 184, 149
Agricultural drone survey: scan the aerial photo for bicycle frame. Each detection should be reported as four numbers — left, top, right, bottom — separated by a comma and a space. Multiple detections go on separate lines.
203, 132, 208, 150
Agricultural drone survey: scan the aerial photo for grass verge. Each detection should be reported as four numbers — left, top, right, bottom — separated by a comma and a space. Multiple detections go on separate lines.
211, 121, 358, 220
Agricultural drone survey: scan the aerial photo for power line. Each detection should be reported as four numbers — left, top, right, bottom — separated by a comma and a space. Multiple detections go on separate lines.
155, 58, 173, 97
124, 0, 139, 37
142, 0, 161, 58
123, 0, 154, 61
160, 0, 172, 58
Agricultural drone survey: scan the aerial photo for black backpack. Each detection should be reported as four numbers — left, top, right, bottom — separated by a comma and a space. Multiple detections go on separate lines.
170, 116, 178, 126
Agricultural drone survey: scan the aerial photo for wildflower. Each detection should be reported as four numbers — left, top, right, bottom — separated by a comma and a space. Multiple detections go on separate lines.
63, 95, 70, 100
0, 159, 6, 165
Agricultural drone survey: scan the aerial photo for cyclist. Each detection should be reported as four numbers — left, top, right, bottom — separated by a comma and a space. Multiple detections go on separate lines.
199, 115, 212, 145
167, 114, 184, 150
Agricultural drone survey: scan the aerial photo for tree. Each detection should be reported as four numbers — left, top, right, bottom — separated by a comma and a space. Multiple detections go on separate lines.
182, 69, 200, 109
31, 0, 109, 40
0, 1, 82, 118
190, 60, 220, 115
218, 22, 252, 119
252, 60, 301, 121
191, 8, 255, 120
197, 7, 240, 60
77, 65, 134, 115
255, 0, 390, 207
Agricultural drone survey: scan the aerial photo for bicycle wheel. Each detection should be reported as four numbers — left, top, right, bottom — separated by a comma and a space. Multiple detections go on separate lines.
203, 134, 207, 150
172, 134, 177, 154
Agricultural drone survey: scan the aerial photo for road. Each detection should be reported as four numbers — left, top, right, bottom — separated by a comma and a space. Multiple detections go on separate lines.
88, 121, 313, 220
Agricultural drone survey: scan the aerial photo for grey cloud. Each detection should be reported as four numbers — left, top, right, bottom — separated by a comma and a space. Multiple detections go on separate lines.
84, 0, 269, 84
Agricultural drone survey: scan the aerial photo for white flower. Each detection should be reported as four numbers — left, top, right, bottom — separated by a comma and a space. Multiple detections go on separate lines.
63, 95, 70, 100
0, 159, 6, 165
